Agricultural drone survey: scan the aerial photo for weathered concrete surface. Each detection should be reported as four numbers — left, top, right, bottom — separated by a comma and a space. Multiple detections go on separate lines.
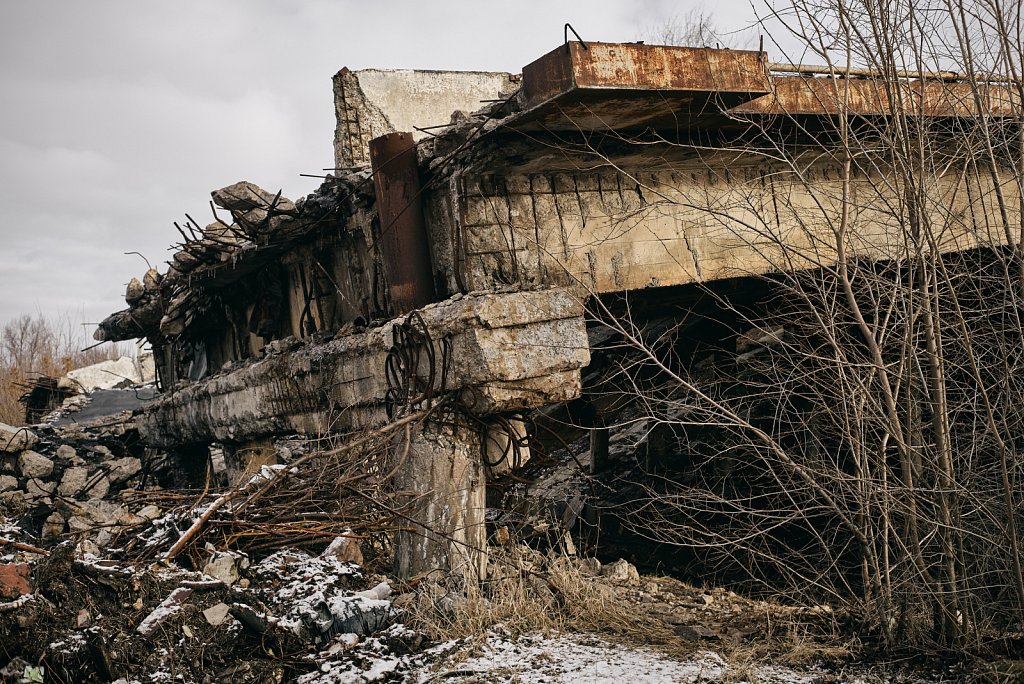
434, 154, 1021, 295
137, 288, 589, 447
333, 68, 517, 167
394, 422, 486, 582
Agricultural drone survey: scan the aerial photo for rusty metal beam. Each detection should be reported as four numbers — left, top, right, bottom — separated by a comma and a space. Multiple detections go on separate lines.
509, 42, 772, 132
732, 75, 1020, 117
369, 132, 436, 315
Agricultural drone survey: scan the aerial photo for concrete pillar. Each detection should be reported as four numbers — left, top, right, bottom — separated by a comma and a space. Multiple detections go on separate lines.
393, 421, 487, 583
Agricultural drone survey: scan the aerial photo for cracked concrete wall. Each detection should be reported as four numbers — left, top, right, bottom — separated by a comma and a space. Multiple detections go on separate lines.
429, 156, 1021, 295
333, 68, 518, 168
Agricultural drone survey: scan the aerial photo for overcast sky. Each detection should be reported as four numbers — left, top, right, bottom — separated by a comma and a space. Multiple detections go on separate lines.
0, 0, 779, 342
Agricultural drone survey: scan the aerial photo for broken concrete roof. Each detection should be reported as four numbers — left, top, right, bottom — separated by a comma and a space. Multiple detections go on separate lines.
333, 67, 519, 168
94, 39, 1024, 445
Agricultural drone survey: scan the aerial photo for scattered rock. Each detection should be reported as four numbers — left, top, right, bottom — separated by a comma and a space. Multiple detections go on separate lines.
107, 457, 142, 483
137, 505, 162, 520
58, 467, 109, 500
24, 478, 55, 503
42, 512, 65, 541
76, 540, 101, 557
0, 424, 38, 453
323, 534, 363, 566
203, 602, 232, 626
55, 444, 77, 461
17, 450, 53, 479
0, 475, 18, 493
601, 559, 640, 585
66, 500, 139, 532
0, 490, 26, 512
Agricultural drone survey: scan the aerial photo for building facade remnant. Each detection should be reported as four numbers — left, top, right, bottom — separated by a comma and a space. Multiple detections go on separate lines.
95, 42, 1022, 580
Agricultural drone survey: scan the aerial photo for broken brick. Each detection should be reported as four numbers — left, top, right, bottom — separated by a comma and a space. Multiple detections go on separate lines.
0, 563, 31, 599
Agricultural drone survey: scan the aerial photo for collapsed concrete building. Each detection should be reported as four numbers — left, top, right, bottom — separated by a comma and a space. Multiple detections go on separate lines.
94, 42, 1022, 584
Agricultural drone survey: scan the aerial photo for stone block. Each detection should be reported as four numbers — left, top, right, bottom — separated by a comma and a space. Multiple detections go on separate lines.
17, 451, 53, 479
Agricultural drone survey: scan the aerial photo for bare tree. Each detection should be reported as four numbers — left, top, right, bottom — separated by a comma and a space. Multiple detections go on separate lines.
538, 0, 1024, 652
0, 313, 128, 424
645, 5, 758, 49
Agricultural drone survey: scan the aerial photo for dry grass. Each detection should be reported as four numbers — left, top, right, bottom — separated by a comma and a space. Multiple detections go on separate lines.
407, 544, 682, 651
405, 541, 860, 678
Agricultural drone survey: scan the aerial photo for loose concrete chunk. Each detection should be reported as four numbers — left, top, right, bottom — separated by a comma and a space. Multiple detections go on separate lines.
17, 451, 53, 479
212, 182, 297, 216
137, 587, 193, 638
107, 457, 142, 484
125, 277, 145, 304
59, 467, 109, 500
64, 356, 142, 392
137, 505, 162, 521
42, 512, 65, 541
203, 551, 248, 586
323, 534, 363, 566
55, 444, 77, 461
203, 602, 232, 626
66, 500, 139, 535
601, 558, 640, 585
0, 475, 17, 493
24, 478, 55, 503
0, 424, 38, 453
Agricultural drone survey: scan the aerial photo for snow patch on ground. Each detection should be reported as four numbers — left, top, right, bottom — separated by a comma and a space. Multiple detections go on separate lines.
299, 629, 873, 684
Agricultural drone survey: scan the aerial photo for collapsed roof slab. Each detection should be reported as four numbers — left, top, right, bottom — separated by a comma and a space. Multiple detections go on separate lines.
136, 288, 589, 448
507, 42, 772, 133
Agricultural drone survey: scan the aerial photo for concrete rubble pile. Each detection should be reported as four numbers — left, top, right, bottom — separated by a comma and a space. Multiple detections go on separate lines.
0, 421, 151, 553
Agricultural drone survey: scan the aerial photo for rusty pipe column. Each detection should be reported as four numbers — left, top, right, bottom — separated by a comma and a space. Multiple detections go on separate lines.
369, 132, 437, 315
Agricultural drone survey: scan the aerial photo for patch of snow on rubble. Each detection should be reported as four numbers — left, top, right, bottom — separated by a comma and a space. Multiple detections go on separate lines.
254, 548, 362, 602
252, 548, 390, 643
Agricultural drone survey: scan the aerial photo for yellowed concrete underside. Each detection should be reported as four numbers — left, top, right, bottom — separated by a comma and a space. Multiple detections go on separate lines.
457, 157, 1022, 293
